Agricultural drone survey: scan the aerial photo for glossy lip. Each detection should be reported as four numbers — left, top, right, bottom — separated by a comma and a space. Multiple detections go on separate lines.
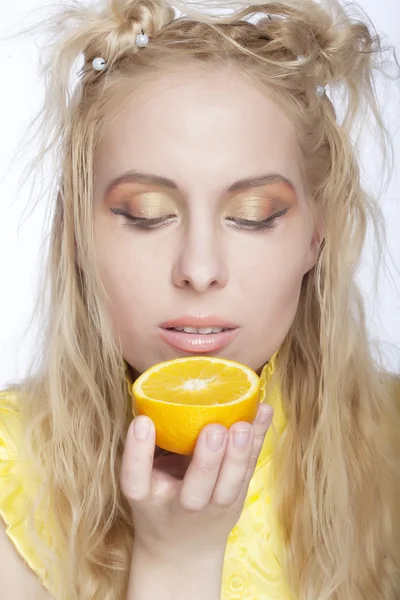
159, 315, 239, 329
159, 316, 240, 353
159, 327, 240, 353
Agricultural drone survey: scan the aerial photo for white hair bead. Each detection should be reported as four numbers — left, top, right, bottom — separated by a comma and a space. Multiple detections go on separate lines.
295, 57, 325, 97
92, 57, 106, 71
136, 32, 149, 47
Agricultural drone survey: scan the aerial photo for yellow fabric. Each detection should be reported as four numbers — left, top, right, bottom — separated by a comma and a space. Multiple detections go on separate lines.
0, 390, 65, 594
0, 353, 292, 599
221, 355, 292, 600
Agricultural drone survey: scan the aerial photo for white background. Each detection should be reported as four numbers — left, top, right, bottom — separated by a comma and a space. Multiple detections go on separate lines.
0, 0, 399, 388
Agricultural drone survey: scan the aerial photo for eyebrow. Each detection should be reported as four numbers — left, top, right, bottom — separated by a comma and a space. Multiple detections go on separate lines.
104, 170, 296, 197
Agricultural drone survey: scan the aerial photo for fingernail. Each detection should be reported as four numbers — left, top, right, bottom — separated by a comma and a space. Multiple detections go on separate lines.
133, 416, 150, 440
233, 427, 251, 448
207, 430, 226, 452
256, 404, 273, 425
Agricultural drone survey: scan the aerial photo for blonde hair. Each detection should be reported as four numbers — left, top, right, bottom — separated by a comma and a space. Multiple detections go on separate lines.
3, 0, 400, 598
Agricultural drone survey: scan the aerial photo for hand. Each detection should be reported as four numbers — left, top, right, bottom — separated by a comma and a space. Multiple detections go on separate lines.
120, 403, 274, 563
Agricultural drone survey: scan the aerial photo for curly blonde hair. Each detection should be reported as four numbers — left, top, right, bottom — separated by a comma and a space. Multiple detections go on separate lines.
4, 0, 400, 598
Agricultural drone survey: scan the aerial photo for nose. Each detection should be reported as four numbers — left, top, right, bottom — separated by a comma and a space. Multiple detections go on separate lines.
171, 225, 228, 293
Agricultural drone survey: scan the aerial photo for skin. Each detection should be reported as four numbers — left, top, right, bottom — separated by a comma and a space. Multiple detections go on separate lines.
91, 66, 323, 593
92, 66, 322, 378
122, 404, 273, 600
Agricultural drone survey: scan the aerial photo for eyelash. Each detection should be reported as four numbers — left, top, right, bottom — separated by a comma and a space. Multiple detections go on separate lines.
111, 209, 177, 230
225, 208, 289, 231
111, 208, 288, 231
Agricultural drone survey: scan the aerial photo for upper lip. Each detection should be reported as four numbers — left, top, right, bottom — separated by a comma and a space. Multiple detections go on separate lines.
160, 315, 239, 329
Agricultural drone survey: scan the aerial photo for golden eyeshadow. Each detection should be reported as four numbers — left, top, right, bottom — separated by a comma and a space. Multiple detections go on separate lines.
106, 179, 297, 220
107, 184, 178, 218
224, 193, 290, 221
223, 196, 275, 220
223, 185, 296, 220
129, 192, 178, 218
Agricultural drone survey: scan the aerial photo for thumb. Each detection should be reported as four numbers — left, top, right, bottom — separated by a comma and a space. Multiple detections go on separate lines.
120, 416, 156, 503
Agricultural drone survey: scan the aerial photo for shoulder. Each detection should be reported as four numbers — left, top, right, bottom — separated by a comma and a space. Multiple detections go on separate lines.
0, 387, 31, 551
0, 389, 54, 599
0, 515, 54, 599
0, 388, 56, 599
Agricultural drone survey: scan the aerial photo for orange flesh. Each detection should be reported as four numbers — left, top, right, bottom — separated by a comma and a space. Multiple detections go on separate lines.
141, 360, 252, 405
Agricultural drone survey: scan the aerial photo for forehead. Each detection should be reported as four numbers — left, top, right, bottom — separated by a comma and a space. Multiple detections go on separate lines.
94, 66, 304, 199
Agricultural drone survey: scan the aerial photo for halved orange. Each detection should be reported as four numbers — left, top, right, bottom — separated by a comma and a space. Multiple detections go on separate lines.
132, 356, 261, 455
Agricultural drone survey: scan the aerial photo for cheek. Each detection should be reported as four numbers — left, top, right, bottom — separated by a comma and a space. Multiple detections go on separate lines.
243, 222, 310, 282
249, 260, 304, 329
94, 229, 169, 339
242, 227, 311, 320
241, 245, 306, 368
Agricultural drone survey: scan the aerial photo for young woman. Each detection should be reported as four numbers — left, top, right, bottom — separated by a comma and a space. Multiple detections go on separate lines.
0, 0, 399, 598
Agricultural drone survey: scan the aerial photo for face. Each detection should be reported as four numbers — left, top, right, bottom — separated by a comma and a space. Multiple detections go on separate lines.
92, 66, 321, 375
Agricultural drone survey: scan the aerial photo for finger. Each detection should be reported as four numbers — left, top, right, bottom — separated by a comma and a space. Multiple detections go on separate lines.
211, 421, 254, 507
120, 416, 156, 503
239, 404, 274, 500
179, 424, 227, 512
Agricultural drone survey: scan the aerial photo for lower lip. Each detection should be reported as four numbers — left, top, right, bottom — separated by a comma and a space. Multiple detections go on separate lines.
159, 328, 239, 353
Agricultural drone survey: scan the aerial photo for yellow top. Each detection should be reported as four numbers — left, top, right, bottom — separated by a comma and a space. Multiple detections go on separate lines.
0, 353, 292, 599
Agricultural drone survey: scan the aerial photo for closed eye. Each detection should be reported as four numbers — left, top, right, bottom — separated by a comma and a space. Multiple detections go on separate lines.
225, 208, 289, 230
111, 208, 177, 229
111, 207, 289, 231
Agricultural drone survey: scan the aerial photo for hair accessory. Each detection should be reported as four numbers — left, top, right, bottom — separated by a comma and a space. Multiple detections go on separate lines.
296, 55, 325, 96
92, 57, 107, 71
92, 30, 325, 99
92, 29, 149, 72
136, 29, 149, 47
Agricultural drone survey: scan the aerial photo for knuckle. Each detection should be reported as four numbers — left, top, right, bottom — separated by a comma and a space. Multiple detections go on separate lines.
213, 492, 236, 508
194, 457, 220, 474
180, 497, 207, 512
121, 484, 149, 503
124, 451, 153, 474
226, 451, 249, 468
